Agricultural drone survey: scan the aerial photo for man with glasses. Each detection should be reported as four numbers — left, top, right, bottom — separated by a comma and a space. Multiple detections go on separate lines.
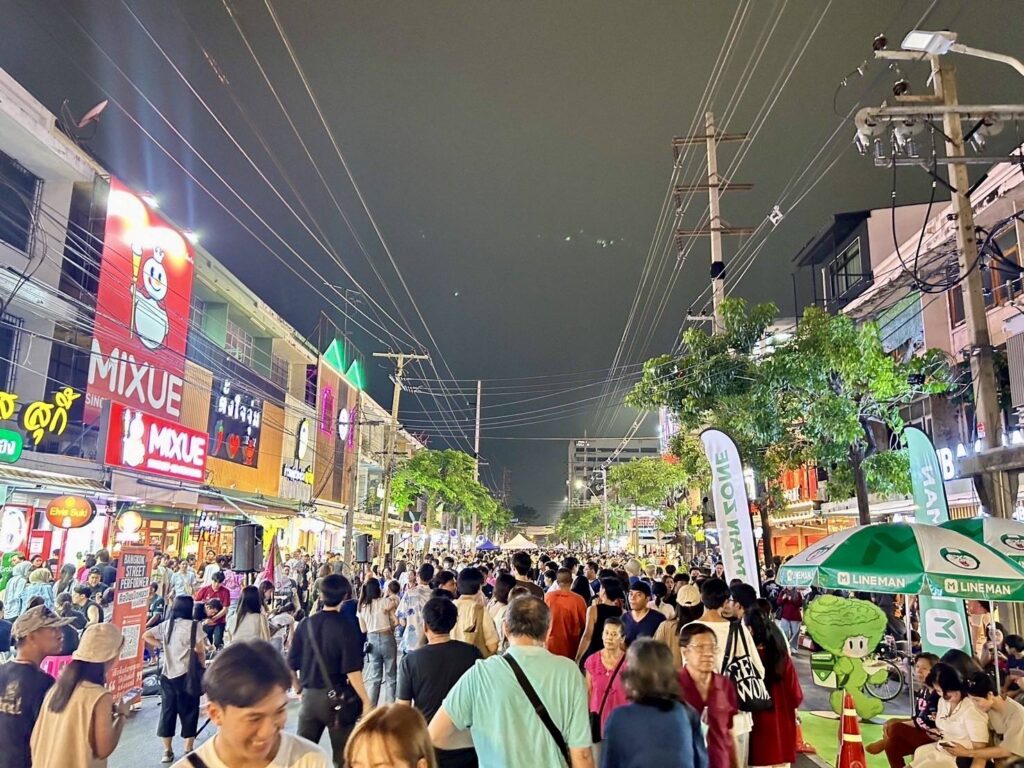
679, 622, 739, 768
0, 606, 73, 768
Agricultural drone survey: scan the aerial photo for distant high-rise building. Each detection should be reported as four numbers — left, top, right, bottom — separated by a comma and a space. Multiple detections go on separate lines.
567, 437, 661, 504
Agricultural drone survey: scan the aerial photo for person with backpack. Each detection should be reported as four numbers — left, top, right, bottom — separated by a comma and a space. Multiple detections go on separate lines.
451, 568, 498, 658
143, 595, 207, 764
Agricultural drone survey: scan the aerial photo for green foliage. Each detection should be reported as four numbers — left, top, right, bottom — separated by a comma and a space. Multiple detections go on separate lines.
554, 504, 604, 546
390, 449, 502, 531
607, 457, 690, 509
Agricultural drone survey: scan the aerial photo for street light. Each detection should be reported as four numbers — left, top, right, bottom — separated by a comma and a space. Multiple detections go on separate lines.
901, 29, 1024, 78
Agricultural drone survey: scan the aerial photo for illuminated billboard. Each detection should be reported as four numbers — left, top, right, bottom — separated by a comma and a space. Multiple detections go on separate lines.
86, 178, 195, 423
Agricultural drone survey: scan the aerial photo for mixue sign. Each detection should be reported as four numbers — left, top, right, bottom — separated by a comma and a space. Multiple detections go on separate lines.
105, 402, 208, 481
86, 178, 195, 423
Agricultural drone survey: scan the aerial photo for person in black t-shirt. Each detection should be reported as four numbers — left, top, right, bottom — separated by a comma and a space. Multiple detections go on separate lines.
288, 574, 369, 767
0, 601, 12, 655
96, 548, 117, 587
0, 605, 73, 768
397, 597, 481, 768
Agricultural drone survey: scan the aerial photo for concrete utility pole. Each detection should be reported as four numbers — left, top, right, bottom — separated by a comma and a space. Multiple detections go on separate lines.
373, 351, 429, 567
471, 379, 482, 542
599, 466, 609, 551
343, 390, 361, 566
672, 112, 753, 335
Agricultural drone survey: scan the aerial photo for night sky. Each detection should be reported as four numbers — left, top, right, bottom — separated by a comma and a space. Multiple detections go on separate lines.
2, 1, 1022, 520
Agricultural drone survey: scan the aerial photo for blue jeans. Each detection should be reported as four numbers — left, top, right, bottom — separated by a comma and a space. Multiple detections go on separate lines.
780, 618, 801, 650
364, 630, 397, 706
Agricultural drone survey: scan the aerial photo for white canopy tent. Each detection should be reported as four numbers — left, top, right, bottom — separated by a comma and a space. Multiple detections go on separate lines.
501, 533, 538, 551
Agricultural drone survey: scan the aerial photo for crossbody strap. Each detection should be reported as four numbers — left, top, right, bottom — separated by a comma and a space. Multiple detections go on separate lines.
186, 754, 210, 768
721, 621, 738, 674
504, 654, 570, 765
596, 653, 627, 720
305, 620, 339, 699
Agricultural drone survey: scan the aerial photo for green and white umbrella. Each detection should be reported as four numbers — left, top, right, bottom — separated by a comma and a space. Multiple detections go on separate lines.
777, 522, 1024, 601
940, 517, 1024, 566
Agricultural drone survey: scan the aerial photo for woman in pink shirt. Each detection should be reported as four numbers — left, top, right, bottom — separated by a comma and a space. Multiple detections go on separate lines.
585, 616, 629, 741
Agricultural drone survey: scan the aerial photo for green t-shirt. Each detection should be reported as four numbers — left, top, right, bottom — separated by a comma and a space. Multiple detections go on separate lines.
443, 644, 591, 767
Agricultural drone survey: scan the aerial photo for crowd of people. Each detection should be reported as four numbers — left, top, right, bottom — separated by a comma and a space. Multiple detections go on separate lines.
3, 545, 1024, 768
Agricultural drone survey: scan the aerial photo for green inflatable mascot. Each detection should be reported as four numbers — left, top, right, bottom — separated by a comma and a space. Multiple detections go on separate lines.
803, 595, 889, 720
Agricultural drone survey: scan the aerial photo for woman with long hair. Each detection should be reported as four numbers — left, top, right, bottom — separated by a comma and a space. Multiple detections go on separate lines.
576, 578, 625, 664
600, 639, 707, 767
346, 703, 438, 768
55, 563, 77, 596
488, 573, 517, 650
227, 585, 270, 644
358, 578, 398, 706
143, 595, 207, 763
309, 563, 332, 613
30, 623, 127, 768
745, 603, 804, 768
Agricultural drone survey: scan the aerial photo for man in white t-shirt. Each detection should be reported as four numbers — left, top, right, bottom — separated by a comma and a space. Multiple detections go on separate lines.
174, 640, 328, 768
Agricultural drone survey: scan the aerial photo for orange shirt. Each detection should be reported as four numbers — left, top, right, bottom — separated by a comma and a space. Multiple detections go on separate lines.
544, 589, 587, 659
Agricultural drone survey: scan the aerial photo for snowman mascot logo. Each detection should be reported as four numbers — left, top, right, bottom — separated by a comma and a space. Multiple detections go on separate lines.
120, 408, 146, 468
132, 238, 170, 350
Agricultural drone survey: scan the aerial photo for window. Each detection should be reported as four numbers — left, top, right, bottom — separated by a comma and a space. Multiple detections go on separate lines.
224, 318, 255, 367
949, 227, 1022, 326
270, 355, 289, 388
190, 300, 208, 334
0, 150, 40, 253
0, 314, 22, 391
828, 237, 863, 300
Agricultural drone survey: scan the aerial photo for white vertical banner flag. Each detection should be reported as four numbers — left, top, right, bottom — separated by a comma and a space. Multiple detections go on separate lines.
701, 429, 760, 584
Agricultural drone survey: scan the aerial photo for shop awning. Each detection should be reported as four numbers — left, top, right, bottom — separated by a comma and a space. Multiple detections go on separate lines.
0, 465, 107, 494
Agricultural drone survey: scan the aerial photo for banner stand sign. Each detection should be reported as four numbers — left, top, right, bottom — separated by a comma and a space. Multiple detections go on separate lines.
109, 546, 153, 702
700, 429, 760, 585
906, 427, 973, 658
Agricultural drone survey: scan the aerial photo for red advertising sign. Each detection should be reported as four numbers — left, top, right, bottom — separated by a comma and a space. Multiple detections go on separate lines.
86, 177, 195, 423
105, 402, 209, 481
109, 546, 152, 700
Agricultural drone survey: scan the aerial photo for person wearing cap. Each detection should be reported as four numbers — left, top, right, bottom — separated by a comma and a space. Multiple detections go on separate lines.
943, 672, 1024, 764
0, 606, 70, 768
30, 623, 127, 768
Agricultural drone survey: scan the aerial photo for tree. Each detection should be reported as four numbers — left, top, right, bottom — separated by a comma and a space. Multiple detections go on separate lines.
390, 449, 496, 543
606, 456, 699, 550
762, 306, 951, 524
554, 504, 603, 547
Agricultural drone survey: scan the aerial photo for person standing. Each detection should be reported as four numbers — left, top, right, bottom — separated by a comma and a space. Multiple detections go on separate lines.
397, 564, 435, 656
71, 585, 103, 626
358, 578, 399, 706
175, 641, 330, 768
576, 579, 625, 664
745, 605, 803, 768
195, 571, 231, 650
600, 639, 708, 768
346, 704, 438, 768
546, 568, 587, 660
142, 596, 207, 764
584, 617, 628, 751
0, 606, 70, 768
95, 549, 117, 587
451, 568, 499, 659
511, 552, 545, 599
429, 596, 594, 768
30, 623, 127, 768
4, 562, 32, 619
289, 575, 369, 765
621, 582, 664, 644
776, 587, 803, 652
226, 585, 271, 644
398, 598, 481, 768
678, 623, 739, 768
169, 560, 196, 599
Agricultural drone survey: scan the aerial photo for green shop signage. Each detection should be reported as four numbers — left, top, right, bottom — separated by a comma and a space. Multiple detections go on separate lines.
0, 428, 22, 463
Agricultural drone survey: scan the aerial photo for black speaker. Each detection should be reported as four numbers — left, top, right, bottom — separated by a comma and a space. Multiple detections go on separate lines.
233, 523, 264, 572
355, 533, 370, 564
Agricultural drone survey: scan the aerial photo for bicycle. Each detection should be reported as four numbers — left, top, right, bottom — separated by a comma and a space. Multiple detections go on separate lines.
864, 635, 909, 702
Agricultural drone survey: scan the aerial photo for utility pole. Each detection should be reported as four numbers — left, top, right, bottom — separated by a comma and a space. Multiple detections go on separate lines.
344, 390, 361, 566
672, 112, 753, 335
599, 466, 609, 551
373, 351, 429, 568
471, 379, 482, 542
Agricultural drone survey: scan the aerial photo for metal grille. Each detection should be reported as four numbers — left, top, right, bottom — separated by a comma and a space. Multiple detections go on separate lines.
1008, 331, 1024, 410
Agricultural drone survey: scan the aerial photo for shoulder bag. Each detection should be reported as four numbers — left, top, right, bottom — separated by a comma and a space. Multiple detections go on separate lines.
721, 621, 771, 712
504, 653, 571, 766
589, 653, 626, 742
183, 621, 205, 699
306, 619, 359, 730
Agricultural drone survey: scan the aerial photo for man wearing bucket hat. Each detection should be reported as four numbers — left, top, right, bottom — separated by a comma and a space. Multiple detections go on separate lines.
30, 623, 128, 768
0, 605, 73, 768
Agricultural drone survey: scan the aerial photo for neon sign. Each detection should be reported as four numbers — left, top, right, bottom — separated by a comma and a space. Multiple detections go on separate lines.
0, 387, 81, 447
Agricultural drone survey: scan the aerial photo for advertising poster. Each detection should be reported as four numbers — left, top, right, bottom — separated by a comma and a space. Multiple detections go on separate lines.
86, 177, 195, 424
208, 377, 262, 467
105, 402, 209, 482
700, 429, 760, 585
109, 546, 153, 700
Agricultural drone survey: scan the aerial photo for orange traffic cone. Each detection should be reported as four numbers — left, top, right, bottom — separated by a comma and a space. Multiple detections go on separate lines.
795, 713, 816, 754
837, 692, 866, 768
